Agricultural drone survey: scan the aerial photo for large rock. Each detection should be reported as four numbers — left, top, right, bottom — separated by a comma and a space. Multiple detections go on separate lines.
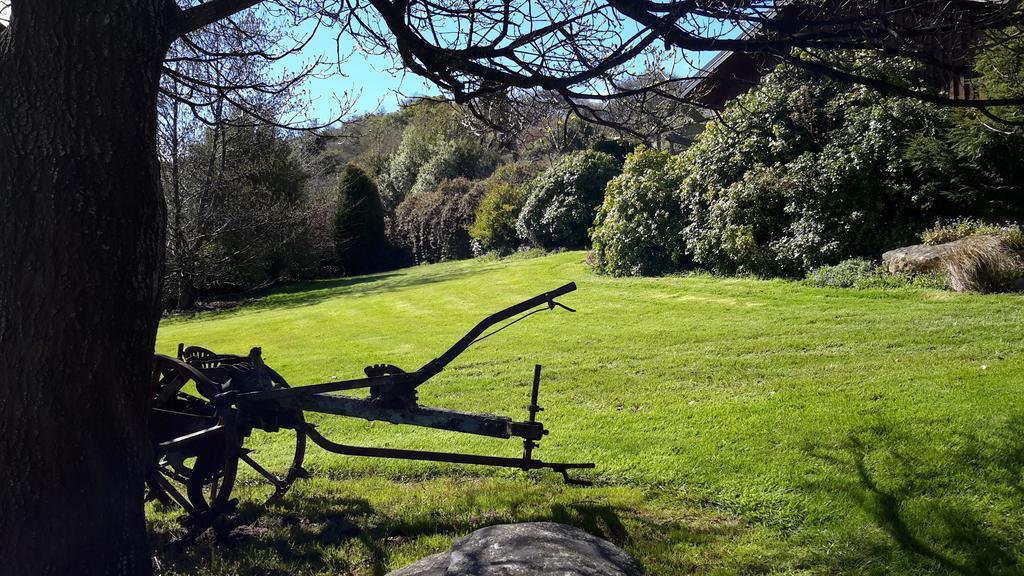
882, 240, 963, 275
386, 522, 644, 576
882, 234, 1024, 292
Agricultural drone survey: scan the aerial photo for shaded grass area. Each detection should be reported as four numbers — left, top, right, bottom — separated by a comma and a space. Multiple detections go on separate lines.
153, 252, 1024, 575
150, 478, 745, 576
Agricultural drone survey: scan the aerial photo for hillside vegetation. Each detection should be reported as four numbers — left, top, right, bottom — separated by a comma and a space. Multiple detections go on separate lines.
159, 36, 1024, 310
152, 252, 1024, 575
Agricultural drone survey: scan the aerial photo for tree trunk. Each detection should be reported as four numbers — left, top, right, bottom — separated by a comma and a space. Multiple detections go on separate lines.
167, 99, 198, 312
0, 3, 170, 574
176, 271, 197, 311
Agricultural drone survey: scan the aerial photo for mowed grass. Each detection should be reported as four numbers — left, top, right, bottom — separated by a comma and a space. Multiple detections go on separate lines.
150, 251, 1024, 575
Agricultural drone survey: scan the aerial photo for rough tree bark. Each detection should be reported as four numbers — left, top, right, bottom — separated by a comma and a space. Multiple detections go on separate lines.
0, 2, 170, 574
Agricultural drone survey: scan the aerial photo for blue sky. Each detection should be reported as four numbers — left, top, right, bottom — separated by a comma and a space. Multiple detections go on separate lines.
281, 28, 435, 123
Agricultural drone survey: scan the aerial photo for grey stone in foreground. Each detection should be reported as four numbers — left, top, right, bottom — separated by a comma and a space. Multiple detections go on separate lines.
386, 522, 644, 576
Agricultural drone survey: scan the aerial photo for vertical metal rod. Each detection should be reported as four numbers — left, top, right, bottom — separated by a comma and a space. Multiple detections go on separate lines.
529, 364, 542, 422
523, 364, 544, 463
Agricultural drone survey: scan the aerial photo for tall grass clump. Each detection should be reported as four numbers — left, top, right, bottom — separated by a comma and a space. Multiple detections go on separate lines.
940, 234, 1024, 292
917, 220, 1024, 292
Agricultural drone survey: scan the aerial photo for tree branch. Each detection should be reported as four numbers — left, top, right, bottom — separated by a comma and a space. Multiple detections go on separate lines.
775, 50, 1024, 108
170, 0, 266, 40
0, 0, 9, 35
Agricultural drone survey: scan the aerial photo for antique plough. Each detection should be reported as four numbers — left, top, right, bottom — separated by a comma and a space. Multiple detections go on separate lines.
147, 282, 593, 542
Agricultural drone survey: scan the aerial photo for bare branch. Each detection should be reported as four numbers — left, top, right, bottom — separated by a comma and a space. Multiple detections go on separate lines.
775, 50, 1024, 108
0, 0, 10, 32
171, 0, 266, 40
335, 0, 1023, 135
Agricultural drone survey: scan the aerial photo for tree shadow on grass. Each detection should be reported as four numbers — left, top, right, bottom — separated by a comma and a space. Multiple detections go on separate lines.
151, 480, 742, 576
175, 260, 505, 320
801, 416, 1024, 576
548, 501, 632, 544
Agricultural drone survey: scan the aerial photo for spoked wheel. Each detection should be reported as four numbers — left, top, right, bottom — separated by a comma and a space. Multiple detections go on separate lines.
147, 349, 311, 544
235, 371, 309, 504
180, 346, 310, 502
147, 355, 242, 544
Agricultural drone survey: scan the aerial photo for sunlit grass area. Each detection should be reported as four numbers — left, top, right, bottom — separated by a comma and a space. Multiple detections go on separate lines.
151, 251, 1024, 575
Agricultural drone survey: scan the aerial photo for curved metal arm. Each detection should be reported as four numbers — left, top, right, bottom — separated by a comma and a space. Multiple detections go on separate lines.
226, 282, 578, 405
415, 282, 577, 379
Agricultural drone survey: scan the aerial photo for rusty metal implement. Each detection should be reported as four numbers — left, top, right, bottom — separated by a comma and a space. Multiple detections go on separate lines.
146, 282, 593, 543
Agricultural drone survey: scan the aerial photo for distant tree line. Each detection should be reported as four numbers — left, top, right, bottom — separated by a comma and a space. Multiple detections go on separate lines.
159, 94, 644, 309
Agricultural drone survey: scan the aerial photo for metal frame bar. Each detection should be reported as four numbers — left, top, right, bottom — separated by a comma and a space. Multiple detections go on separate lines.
281, 393, 525, 438
303, 425, 593, 484
227, 372, 418, 403
156, 424, 227, 452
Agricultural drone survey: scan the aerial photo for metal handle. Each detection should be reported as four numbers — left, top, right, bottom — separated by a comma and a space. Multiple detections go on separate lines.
417, 282, 577, 379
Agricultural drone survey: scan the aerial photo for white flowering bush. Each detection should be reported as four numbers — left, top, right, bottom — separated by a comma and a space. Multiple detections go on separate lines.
590, 146, 689, 275
516, 150, 620, 249
681, 62, 940, 277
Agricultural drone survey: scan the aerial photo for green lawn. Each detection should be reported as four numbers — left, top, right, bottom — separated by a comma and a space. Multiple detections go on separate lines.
150, 251, 1024, 575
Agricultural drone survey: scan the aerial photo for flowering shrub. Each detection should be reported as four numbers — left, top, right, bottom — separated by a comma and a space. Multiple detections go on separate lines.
681, 63, 937, 277
590, 146, 689, 275
516, 150, 620, 249
390, 178, 485, 263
